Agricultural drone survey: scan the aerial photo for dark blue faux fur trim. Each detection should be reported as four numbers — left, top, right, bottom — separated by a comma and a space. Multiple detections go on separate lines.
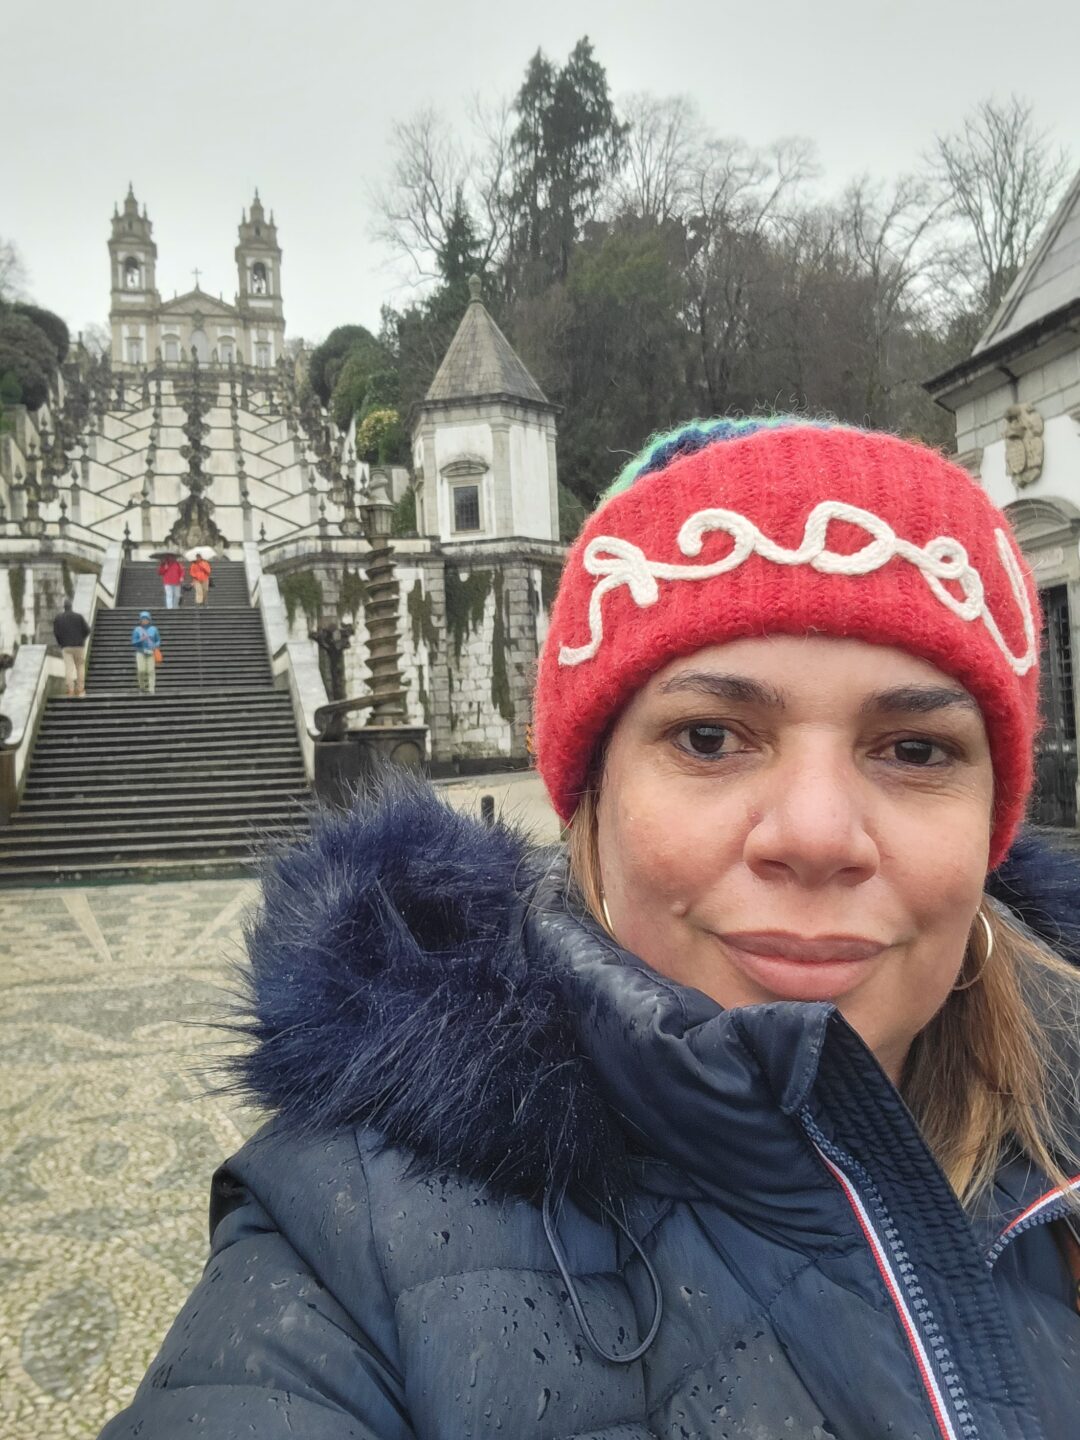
228, 773, 630, 1205
988, 832, 1080, 961
227, 775, 1080, 1204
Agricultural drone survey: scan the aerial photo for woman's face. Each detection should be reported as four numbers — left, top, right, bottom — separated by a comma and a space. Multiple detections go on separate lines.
596, 636, 995, 1082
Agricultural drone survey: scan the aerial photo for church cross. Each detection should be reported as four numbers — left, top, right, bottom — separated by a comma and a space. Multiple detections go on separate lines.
192, 267, 202, 288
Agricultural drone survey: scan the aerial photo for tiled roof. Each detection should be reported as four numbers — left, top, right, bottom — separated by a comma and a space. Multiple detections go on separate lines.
425, 284, 550, 407
974, 168, 1080, 354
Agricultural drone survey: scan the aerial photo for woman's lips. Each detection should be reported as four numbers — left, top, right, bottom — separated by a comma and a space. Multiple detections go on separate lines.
715, 931, 887, 1000
719, 931, 886, 963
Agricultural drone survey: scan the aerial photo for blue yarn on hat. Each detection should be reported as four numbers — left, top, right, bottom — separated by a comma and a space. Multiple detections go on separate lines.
601, 415, 844, 505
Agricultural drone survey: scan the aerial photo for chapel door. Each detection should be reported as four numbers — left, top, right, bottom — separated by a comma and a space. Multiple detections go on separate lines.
1031, 584, 1078, 828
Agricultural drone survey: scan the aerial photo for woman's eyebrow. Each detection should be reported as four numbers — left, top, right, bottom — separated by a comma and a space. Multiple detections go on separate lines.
658, 673, 787, 707
861, 685, 979, 716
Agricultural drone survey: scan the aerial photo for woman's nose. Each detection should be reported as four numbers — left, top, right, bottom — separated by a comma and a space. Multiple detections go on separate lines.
742, 746, 879, 888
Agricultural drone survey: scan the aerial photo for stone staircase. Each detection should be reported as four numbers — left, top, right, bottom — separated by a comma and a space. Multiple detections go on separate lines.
0, 561, 309, 883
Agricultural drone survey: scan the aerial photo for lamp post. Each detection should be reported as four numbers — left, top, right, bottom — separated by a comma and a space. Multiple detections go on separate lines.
360, 468, 404, 724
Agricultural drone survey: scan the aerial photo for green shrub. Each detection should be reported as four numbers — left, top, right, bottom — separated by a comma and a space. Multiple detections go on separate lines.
0, 314, 55, 411
13, 303, 69, 363
356, 407, 407, 465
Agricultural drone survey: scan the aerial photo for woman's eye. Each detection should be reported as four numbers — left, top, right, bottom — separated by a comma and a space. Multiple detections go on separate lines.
890, 738, 947, 766
680, 724, 732, 757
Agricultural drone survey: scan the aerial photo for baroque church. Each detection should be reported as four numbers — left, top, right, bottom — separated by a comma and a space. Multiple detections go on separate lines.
0, 188, 567, 851
109, 186, 284, 369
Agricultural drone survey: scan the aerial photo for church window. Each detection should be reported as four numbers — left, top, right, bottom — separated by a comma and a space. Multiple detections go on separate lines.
126, 336, 143, 364
123, 256, 141, 288
251, 262, 268, 295
452, 484, 481, 533
255, 341, 271, 367
164, 336, 179, 362
220, 339, 235, 363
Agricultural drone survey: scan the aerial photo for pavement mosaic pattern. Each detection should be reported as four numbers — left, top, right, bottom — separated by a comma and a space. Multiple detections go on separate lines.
0, 775, 558, 1440
0, 877, 265, 1440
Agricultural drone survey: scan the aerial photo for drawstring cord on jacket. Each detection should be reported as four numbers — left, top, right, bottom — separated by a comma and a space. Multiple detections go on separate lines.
542, 1185, 663, 1365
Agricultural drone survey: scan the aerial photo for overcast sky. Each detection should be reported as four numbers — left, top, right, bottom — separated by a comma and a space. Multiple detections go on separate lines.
7, 0, 1078, 345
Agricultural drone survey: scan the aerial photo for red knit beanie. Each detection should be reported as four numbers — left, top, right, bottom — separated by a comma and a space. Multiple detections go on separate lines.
534, 418, 1040, 869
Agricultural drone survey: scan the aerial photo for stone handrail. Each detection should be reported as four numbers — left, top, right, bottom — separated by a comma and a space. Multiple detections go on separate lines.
0, 541, 121, 824
244, 541, 328, 781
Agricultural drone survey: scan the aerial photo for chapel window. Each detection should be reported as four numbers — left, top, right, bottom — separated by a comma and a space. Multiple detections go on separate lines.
255, 341, 271, 367
164, 337, 179, 362
124, 257, 141, 288
220, 340, 235, 363
251, 262, 268, 295
126, 336, 143, 364
452, 484, 481, 533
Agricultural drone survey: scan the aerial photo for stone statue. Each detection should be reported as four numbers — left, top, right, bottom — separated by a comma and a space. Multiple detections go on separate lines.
1004, 403, 1044, 489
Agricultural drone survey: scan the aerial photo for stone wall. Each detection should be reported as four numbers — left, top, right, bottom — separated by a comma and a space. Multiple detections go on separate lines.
0, 556, 90, 653
265, 539, 564, 772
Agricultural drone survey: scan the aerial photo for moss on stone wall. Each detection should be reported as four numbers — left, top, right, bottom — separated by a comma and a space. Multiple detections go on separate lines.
490, 570, 514, 723
8, 565, 26, 625
540, 563, 562, 614
444, 565, 491, 661
407, 579, 439, 656
416, 663, 431, 726
280, 570, 324, 628
340, 564, 366, 619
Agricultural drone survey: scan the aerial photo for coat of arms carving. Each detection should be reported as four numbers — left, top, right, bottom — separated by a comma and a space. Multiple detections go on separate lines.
1003, 403, 1044, 489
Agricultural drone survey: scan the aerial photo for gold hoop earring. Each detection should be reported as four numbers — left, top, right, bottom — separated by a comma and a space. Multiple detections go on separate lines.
954, 908, 994, 992
601, 896, 614, 935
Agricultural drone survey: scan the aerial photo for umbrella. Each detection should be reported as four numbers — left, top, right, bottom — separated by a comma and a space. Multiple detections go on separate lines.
149, 550, 179, 560
184, 546, 218, 561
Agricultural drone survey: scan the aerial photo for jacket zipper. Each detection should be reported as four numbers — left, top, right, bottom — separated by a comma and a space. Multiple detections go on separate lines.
802, 1115, 979, 1440
985, 1174, 1080, 1266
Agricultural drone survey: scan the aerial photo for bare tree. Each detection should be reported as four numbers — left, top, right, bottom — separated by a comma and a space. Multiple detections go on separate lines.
839, 175, 948, 419
0, 237, 28, 302
369, 103, 512, 285
614, 93, 703, 223
683, 136, 817, 412
932, 95, 1072, 317
80, 321, 111, 358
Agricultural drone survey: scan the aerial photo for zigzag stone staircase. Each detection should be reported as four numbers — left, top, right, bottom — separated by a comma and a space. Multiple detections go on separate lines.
0, 561, 309, 883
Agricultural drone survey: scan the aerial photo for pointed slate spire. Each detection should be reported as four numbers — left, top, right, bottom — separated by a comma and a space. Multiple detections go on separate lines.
425, 274, 550, 407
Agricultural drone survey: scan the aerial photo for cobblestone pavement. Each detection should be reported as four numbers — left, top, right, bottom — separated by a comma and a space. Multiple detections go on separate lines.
0, 777, 558, 1440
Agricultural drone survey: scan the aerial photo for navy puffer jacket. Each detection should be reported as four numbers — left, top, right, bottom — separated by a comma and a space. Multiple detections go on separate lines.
101, 780, 1080, 1439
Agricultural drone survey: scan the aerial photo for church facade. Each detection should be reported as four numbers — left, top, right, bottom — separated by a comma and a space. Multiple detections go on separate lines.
109, 186, 285, 370
1, 196, 566, 775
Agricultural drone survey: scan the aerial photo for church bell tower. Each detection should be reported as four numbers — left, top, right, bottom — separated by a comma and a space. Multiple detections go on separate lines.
108, 184, 160, 366
235, 191, 285, 368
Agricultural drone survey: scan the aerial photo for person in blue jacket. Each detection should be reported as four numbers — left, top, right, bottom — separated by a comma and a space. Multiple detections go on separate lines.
130, 609, 160, 695
102, 420, 1080, 1440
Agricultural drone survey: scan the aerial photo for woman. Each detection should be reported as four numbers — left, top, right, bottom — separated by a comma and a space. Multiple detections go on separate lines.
189, 554, 212, 605
158, 553, 184, 609
102, 419, 1080, 1439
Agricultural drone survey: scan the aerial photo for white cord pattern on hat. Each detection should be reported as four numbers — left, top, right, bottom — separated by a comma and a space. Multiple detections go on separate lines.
558, 500, 1037, 675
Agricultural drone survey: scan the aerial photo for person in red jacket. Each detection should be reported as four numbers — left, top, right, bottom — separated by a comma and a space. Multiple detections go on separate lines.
158, 555, 184, 609
189, 555, 212, 605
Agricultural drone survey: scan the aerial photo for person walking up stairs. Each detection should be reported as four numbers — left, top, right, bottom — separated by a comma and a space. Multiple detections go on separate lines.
0, 558, 309, 883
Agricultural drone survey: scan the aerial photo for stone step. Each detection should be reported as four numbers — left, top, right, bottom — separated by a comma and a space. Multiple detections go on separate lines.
17, 781, 307, 810
30, 757, 302, 781
8, 799, 308, 830
34, 724, 297, 749
0, 826, 307, 866
23, 770, 306, 799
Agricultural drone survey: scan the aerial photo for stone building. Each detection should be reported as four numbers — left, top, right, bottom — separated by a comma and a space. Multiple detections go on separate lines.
109, 186, 285, 369
1, 211, 565, 776
927, 168, 1080, 825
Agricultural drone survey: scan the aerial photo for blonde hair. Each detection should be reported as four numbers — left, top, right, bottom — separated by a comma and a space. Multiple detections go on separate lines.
568, 780, 1080, 1209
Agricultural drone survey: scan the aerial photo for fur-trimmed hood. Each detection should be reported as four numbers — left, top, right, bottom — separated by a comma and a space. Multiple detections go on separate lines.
229, 775, 1080, 1206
